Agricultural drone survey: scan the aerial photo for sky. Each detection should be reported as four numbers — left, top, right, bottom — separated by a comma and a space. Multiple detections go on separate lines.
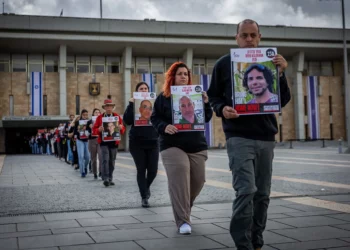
3, 0, 350, 29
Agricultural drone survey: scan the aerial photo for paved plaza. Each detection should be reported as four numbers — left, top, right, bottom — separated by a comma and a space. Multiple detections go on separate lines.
0, 145, 350, 249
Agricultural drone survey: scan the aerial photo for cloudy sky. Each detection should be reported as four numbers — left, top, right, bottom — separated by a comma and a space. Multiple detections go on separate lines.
4, 0, 350, 28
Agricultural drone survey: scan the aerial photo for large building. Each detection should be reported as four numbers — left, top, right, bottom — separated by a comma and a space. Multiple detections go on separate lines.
0, 14, 349, 154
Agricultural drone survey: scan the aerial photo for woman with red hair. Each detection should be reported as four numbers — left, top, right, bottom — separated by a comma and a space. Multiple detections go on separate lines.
151, 62, 213, 234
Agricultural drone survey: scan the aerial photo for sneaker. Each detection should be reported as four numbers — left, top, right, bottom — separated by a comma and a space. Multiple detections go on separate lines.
94, 174, 98, 180
142, 198, 150, 208
103, 180, 109, 187
109, 181, 115, 186
81, 173, 86, 178
179, 223, 191, 235
146, 189, 151, 199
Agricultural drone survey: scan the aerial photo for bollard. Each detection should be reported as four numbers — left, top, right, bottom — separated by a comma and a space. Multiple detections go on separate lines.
338, 138, 343, 154
322, 139, 325, 148
289, 140, 293, 149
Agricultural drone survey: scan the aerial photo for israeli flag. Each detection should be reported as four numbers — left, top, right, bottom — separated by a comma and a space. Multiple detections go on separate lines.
307, 76, 320, 139
142, 73, 155, 92
31, 72, 43, 116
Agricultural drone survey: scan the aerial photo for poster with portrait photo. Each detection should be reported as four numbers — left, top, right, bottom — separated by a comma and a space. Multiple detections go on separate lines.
133, 92, 156, 126
231, 47, 281, 115
102, 116, 120, 142
91, 116, 99, 137
171, 85, 205, 132
78, 120, 89, 139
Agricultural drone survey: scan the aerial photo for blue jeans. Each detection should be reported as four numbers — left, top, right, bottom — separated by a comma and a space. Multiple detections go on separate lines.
76, 139, 90, 176
67, 139, 73, 162
46, 144, 51, 155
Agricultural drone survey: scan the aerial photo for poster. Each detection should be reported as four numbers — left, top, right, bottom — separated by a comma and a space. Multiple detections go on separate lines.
133, 92, 156, 126
78, 120, 89, 139
171, 85, 205, 131
102, 116, 120, 142
231, 48, 281, 115
91, 116, 99, 137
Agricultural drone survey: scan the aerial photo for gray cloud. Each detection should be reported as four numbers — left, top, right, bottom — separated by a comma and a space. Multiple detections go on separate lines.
4, 0, 350, 28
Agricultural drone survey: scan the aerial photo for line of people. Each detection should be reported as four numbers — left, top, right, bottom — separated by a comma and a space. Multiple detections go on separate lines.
28, 18, 290, 250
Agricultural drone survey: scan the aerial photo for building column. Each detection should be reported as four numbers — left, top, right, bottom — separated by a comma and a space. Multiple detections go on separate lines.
345, 54, 350, 147
293, 51, 305, 140
182, 48, 193, 70
59, 45, 67, 116
122, 46, 132, 151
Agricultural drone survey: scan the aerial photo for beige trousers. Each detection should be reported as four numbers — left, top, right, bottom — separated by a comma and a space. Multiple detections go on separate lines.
161, 147, 208, 228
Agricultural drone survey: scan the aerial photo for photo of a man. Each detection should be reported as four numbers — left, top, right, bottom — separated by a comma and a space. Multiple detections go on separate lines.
243, 64, 278, 104
178, 96, 199, 124
138, 100, 152, 121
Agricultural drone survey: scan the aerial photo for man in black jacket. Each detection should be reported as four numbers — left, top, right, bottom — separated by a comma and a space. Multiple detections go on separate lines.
207, 19, 291, 250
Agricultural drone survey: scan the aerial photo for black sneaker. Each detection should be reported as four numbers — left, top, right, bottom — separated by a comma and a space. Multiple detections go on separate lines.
94, 174, 98, 180
142, 198, 150, 208
146, 189, 151, 199
109, 181, 115, 186
103, 181, 109, 187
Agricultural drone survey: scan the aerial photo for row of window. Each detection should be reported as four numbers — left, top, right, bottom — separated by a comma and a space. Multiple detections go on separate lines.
0, 55, 217, 75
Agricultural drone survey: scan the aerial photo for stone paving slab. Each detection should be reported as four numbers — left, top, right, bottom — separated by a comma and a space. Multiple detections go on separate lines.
0, 215, 45, 225
96, 208, 155, 217
44, 211, 102, 221
153, 223, 228, 238
131, 213, 175, 223
271, 226, 350, 241
18, 232, 94, 249
272, 215, 348, 227
17, 219, 81, 232
88, 228, 165, 243
0, 224, 16, 234
51, 225, 117, 234
0, 229, 52, 239
269, 238, 350, 250
60, 241, 144, 250
77, 216, 141, 227
0, 238, 18, 250
135, 235, 225, 250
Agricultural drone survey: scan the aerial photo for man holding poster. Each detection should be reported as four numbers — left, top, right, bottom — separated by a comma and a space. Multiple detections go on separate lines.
207, 19, 290, 250
93, 96, 125, 187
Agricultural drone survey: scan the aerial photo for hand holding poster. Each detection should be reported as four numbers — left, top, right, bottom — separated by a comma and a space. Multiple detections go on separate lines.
102, 116, 120, 142
171, 85, 205, 132
91, 116, 99, 137
231, 48, 281, 115
78, 120, 89, 139
133, 92, 156, 126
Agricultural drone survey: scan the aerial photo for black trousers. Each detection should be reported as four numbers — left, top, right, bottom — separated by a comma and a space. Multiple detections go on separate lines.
129, 141, 159, 199
70, 139, 79, 165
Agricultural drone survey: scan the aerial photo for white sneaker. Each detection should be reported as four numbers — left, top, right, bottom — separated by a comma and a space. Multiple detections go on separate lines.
179, 223, 191, 235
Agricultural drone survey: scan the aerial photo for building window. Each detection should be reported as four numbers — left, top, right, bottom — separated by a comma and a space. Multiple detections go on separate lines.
136, 57, 150, 74
151, 58, 164, 74
67, 56, 75, 73
76, 95, 80, 115
304, 96, 308, 116
12, 54, 27, 72
107, 57, 120, 73
0, 54, 10, 72
165, 58, 178, 72
28, 54, 43, 73
193, 58, 206, 75
91, 56, 105, 73
43, 95, 47, 115
329, 96, 333, 115
207, 59, 216, 75
76, 56, 90, 73
44, 55, 58, 72
9, 95, 14, 116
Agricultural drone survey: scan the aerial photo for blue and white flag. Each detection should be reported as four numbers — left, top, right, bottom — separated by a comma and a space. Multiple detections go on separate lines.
30, 72, 43, 116
142, 73, 155, 92
307, 76, 320, 139
200, 74, 213, 147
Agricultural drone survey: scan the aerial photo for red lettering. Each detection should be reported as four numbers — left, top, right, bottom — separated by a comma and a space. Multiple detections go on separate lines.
175, 124, 183, 129
235, 105, 246, 112
183, 124, 191, 129
247, 104, 259, 111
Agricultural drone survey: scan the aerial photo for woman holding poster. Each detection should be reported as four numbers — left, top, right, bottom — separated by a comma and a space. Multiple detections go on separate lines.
123, 82, 159, 208
151, 62, 213, 235
72, 109, 90, 178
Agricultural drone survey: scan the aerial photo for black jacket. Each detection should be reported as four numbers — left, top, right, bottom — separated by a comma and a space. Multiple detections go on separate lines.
123, 101, 159, 148
207, 54, 291, 141
151, 92, 213, 153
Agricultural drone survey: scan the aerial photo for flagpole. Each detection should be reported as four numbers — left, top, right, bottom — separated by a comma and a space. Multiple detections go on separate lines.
100, 0, 102, 19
